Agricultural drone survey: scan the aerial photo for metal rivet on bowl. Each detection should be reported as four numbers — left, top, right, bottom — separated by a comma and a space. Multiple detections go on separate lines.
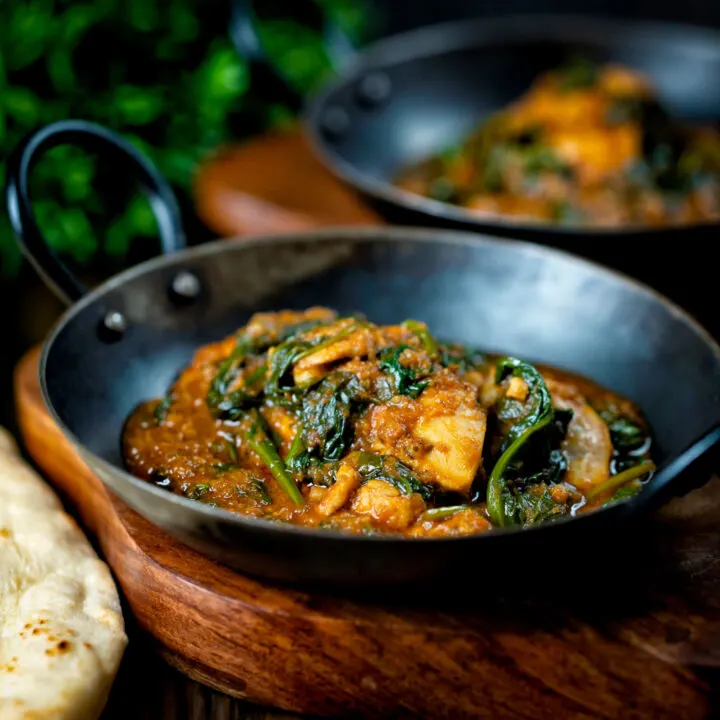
170, 271, 201, 302
320, 106, 350, 139
356, 72, 391, 107
103, 311, 126, 334
98, 310, 126, 342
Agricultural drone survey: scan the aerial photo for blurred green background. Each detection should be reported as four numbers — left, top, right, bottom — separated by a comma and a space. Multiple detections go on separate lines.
0, 0, 370, 437
0, 0, 367, 278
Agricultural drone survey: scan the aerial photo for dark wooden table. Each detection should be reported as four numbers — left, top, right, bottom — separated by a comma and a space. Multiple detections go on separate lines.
102, 620, 300, 720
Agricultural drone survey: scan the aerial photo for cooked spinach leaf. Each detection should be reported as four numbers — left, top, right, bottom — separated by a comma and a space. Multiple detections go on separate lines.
599, 408, 652, 474
378, 344, 429, 399
520, 448, 568, 487
438, 343, 486, 372
206, 336, 263, 420
557, 57, 599, 91
301, 373, 360, 461
235, 478, 272, 505
495, 358, 555, 450
514, 485, 570, 526
285, 423, 311, 473
402, 319, 439, 358
487, 357, 556, 527
353, 452, 433, 501
264, 321, 363, 400
264, 339, 314, 399
601, 412, 646, 451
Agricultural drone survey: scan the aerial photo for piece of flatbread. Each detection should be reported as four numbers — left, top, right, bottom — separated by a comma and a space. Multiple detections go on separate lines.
0, 428, 127, 719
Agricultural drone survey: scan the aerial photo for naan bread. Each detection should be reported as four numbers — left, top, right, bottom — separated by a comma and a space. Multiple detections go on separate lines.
0, 428, 127, 719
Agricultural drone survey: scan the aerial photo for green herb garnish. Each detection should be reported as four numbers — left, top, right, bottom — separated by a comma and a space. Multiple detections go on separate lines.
154, 394, 173, 425
187, 483, 211, 500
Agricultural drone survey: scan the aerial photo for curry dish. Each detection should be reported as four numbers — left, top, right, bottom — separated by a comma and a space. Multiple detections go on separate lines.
395, 59, 720, 227
123, 308, 655, 537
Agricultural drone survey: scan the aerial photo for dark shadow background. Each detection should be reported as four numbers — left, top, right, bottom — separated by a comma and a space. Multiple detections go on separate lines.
380, 0, 720, 33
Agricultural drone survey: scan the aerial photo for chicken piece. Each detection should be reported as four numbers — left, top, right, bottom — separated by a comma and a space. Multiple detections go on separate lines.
545, 125, 640, 185
546, 378, 612, 493
413, 381, 487, 494
307, 485, 327, 504
414, 416, 486, 494
599, 64, 653, 98
350, 480, 425, 531
506, 376, 529, 402
465, 193, 553, 220
509, 85, 608, 131
359, 375, 487, 494
316, 464, 362, 517
245, 307, 337, 342
293, 326, 373, 387
410, 509, 491, 538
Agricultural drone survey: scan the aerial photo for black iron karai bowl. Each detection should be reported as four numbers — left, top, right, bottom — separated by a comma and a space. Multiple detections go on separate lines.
303, 15, 720, 239
7, 120, 720, 588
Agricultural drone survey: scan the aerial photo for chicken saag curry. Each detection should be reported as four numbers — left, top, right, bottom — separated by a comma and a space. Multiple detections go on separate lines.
395, 59, 720, 228
122, 308, 655, 537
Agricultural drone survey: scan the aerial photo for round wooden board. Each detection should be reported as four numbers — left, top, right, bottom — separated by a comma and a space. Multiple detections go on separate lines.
193, 127, 381, 238
12, 345, 720, 719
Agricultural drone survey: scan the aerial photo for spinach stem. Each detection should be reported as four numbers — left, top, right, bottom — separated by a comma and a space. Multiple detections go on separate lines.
586, 461, 656, 501
402, 319, 439, 357
245, 409, 304, 506
420, 505, 470, 521
294, 321, 362, 363
225, 437, 239, 463
487, 416, 554, 526
285, 423, 306, 465
244, 363, 268, 387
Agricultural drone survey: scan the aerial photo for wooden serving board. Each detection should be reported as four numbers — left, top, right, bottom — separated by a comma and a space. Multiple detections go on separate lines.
192, 127, 381, 237
13, 345, 720, 720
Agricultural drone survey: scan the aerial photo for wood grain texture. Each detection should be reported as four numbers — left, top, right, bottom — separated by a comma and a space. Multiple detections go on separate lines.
193, 127, 381, 237
103, 617, 301, 720
13, 346, 720, 719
